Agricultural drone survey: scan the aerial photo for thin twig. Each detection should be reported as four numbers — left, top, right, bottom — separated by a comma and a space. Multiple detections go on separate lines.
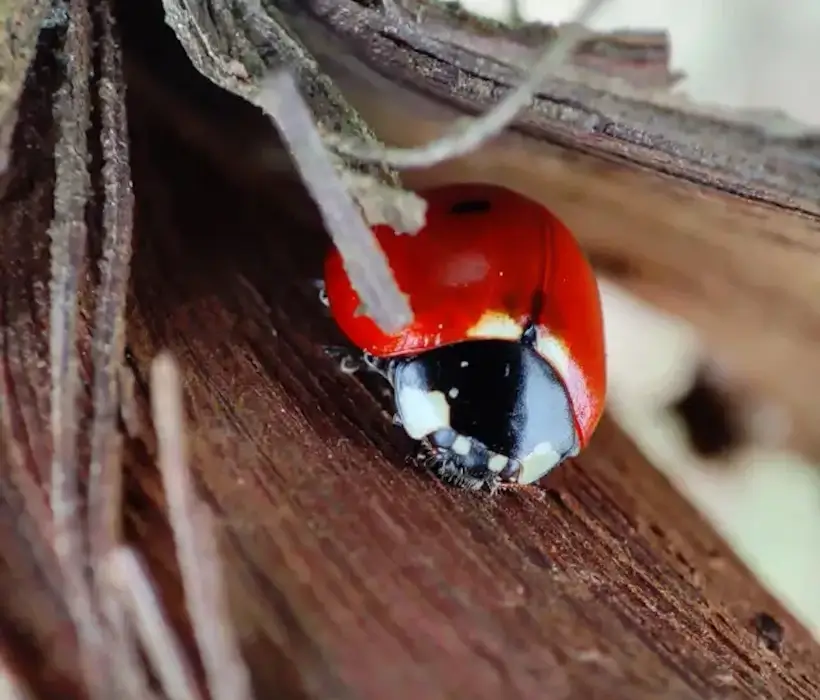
151, 352, 254, 700
46, 1, 107, 696
0, 661, 34, 700
507, 0, 524, 27
87, 0, 135, 577
326, 0, 609, 169
104, 546, 204, 700
100, 557, 161, 700
255, 70, 412, 334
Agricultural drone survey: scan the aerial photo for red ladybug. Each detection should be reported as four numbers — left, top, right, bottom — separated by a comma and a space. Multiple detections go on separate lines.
323, 183, 606, 490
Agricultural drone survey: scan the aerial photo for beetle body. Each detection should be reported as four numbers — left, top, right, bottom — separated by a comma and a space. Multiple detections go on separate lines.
323, 184, 606, 490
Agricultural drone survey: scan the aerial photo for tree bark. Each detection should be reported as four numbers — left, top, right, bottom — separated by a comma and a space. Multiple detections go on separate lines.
1, 1, 820, 699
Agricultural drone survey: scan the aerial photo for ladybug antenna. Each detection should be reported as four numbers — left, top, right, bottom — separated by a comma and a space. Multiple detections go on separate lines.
522, 290, 545, 347
521, 321, 537, 346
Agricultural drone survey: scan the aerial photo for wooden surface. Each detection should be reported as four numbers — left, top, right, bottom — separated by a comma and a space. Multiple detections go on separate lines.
2, 3, 820, 699
1, 8, 820, 698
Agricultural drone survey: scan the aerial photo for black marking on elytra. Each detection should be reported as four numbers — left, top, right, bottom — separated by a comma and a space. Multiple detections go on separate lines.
529, 289, 547, 325
450, 198, 491, 215
388, 339, 579, 473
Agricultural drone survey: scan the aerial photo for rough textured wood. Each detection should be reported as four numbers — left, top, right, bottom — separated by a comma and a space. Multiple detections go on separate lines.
2, 6, 820, 698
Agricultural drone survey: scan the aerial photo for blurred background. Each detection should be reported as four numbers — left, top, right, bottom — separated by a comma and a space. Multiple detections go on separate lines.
461, 0, 820, 640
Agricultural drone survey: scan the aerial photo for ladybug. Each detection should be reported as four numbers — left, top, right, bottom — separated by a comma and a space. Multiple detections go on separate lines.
322, 183, 606, 491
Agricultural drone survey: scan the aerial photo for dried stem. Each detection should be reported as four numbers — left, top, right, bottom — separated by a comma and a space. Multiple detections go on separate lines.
87, 0, 134, 577
88, 14, 148, 667
325, 0, 609, 169
46, 0, 107, 696
256, 70, 413, 334
104, 547, 204, 700
150, 352, 254, 700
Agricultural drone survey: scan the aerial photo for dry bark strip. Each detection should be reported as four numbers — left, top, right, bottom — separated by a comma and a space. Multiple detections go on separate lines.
1, 4, 820, 698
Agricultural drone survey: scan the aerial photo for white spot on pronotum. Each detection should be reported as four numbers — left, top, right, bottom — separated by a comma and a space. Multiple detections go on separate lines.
488, 454, 508, 473
504, 364, 510, 377
517, 442, 562, 485
452, 435, 471, 456
466, 310, 522, 341
448, 387, 459, 399
460, 360, 469, 368
535, 334, 572, 378
396, 387, 451, 440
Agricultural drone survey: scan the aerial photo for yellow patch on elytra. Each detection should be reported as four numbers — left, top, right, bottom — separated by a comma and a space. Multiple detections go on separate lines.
465, 310, 522, 341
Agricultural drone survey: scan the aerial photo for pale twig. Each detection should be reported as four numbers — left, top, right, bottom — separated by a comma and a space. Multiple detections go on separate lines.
507, 0, 524, 27
46, 0, 107, 696
0, 663, 34, 700
103, 547, 204, 700
326, 0, 609, 169
94, 433, 151, 700
100, 563, 161, 700
255, 70, 412, 334
150, 352, 254, 700
87, 0, 134, 574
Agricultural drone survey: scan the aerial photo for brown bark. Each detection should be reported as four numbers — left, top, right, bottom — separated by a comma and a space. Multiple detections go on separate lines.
2, 1, 820, 699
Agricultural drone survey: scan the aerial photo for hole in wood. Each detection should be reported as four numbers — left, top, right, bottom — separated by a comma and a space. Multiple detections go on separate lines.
753, 612, 785, 653
669, 369, 741, 458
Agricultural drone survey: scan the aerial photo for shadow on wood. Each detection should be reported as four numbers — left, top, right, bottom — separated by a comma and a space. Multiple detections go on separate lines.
1, 5, 820, 700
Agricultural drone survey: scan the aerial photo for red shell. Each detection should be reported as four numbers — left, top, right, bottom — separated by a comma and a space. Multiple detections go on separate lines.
323, 184, 606, 446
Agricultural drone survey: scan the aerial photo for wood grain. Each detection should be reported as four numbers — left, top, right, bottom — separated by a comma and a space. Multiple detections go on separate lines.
2, 13, 820, 697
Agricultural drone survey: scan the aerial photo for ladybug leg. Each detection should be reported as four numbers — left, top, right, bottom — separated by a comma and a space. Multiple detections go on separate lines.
436, 463, 498, 492
362, 351, 389, 377
322, 346, 389, 378
322, 345, 366, 374
312, 279, 330, 308
414, 445, 500, 493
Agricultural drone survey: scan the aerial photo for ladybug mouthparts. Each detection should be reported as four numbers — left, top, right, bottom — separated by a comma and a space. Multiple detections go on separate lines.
425, 426, 524, 489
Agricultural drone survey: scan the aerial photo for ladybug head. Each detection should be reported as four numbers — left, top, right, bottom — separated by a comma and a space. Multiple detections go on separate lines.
386, 339, 580, 490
